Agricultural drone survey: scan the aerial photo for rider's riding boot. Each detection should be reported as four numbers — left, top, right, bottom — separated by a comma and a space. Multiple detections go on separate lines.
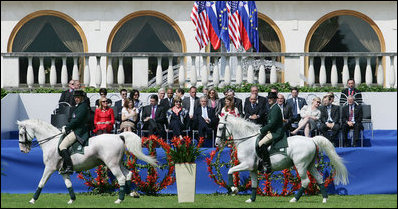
60, 149, 74, 175
259, 145, 272, 174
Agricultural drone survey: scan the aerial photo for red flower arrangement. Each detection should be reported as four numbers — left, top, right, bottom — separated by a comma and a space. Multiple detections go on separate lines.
77, 165, 119, 194
206, 143, 335, 196
125, 135, 175, 195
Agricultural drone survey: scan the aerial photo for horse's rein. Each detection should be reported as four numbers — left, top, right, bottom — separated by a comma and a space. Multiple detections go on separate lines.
19, 127, 63, 148
216, 122, 259, 145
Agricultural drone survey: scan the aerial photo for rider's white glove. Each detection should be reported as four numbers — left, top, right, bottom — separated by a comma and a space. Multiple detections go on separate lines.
61, 126, 67, 134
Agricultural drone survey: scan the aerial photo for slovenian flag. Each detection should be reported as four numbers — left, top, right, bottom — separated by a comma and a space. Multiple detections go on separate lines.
206, 1, 230, 51
238, 1, 252, 51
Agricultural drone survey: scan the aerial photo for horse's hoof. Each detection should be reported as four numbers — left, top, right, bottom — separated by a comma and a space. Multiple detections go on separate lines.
231, 186, 238, 195
322, 198, 327, 203
130, 191, 140, 198
114, 199, 122, 204
67, 199, 74, 204
245, 199, 253, 203
29, 198, 35, 204
289, 197, 297, 203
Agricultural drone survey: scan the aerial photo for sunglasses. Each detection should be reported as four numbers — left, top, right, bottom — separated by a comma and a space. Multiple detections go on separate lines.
101, 101, 107, 103
316, 101, 321, 104
175, 101, 181, 103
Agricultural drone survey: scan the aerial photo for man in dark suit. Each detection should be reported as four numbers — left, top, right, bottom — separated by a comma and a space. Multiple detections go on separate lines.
341, 96, 363, 147
59, 79, 76, 106
276, 94, 293, 132
182, 86, 200, 130
141, 94, 167, 138
114, 89, 128, 122
244, 86, 267, 123
340, 79, 362, 105
194, 96, 217, 147
244, 94, 266, 125
319, 95, 341, 146
286, 87, 307, 126
160, 88, 174, 110
216, 89, 243, 116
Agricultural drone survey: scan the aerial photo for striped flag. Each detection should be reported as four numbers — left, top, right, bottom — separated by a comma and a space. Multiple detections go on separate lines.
191, 1, 209, 50
226, 1, 241, 50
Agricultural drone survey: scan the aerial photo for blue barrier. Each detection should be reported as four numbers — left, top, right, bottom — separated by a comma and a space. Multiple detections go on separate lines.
1, 130, 396, 195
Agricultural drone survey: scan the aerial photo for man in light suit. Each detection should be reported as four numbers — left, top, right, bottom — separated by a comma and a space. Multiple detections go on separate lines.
194, 96, 217, 147
182, 86, 200, 130
286, 87, 307, 128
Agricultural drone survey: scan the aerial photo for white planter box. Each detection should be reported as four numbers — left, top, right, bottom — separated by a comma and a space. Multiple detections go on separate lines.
175, 163, 196, 203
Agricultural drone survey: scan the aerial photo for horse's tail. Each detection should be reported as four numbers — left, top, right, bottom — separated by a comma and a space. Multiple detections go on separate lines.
118, 132, 158, 167
311, 135, 349, 185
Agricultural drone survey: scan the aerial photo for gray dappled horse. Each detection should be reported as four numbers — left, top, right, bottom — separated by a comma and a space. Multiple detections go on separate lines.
215, 115, 348, 203
17, 119, 157, 204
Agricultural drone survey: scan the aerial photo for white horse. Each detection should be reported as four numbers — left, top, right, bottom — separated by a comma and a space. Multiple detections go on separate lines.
215, 115, 348, 203
17, 119, 158, 204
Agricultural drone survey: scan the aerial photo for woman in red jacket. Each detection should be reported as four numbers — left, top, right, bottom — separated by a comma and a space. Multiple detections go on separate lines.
93, 97, 115, 134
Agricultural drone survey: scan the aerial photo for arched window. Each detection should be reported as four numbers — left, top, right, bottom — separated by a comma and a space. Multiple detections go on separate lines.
108, 11, 185, 84
306, 11, 385, 85
9, 11, 86, 86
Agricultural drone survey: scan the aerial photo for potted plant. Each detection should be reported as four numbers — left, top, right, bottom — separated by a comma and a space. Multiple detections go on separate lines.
169, 136, 204, 203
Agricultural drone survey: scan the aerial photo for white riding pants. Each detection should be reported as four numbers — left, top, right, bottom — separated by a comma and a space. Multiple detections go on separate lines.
258, 131, 273, 147
59, 131, 77, 151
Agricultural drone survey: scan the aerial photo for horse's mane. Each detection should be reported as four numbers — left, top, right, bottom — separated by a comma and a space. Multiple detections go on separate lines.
19, 118, 60, 134
225, 116, 261, 134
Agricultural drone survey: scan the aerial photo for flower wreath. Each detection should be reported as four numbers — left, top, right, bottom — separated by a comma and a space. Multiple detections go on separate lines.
124, 135, 175, 195
206, 144, 335, 196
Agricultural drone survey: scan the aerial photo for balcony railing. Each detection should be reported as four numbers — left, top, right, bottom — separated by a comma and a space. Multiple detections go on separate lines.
1, 52, 397, 89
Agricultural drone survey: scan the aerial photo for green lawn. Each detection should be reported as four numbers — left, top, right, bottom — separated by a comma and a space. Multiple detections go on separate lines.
1, 193, 396, 208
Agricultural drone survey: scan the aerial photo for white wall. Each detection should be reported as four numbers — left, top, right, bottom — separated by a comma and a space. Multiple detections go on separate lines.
1, 92, 396, 134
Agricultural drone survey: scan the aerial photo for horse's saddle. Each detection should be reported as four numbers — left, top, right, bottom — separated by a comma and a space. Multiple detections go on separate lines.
255, 135, 289, 157
57, 134, 89, 156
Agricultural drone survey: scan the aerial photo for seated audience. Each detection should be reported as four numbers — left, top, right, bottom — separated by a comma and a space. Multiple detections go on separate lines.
286, 87, 307, 127
341, 95, 363, 147
120, 98, 138, 132
167, 96, 188, 139
141, 94, 167, 137
276, 94, 293, 131
160, 88, 174, 109
244, 93, 266, 125
340, 79, 362, 105
291, 97, 321, 137
194, 96, 217, 147
319, 95, 341, 146
95, 88, 112, 108
220, 95, 240, 117
217, 89, 243, 116
157, 88, 166, 105
93, 97, 115, 135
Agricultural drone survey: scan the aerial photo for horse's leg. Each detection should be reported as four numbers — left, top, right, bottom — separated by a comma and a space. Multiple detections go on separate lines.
120, 166, 139, 198
290, 164, 310, 203
245, 170, 258, 203
107, 165, 126, 204
227, 163, 251, 195
308, 164, 328, 203
29, 166, 55, 204
62, 174, 76, 204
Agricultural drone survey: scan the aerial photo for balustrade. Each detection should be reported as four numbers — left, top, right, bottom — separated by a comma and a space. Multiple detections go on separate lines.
1, 52, 396, 89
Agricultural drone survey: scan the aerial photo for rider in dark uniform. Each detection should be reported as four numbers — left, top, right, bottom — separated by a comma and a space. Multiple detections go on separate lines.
59, 90, 89, 174
257, 91, 287, 174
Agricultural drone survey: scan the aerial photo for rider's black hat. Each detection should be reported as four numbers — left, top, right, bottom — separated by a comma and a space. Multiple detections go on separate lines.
267, 91, 277, 99
73, 90, 86, 97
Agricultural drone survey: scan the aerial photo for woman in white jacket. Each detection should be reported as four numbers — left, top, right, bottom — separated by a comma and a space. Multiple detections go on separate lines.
290, 97, 321, 137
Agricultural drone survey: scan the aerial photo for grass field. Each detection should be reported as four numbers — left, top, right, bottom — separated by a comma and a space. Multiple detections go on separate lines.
1, 193, 397, 208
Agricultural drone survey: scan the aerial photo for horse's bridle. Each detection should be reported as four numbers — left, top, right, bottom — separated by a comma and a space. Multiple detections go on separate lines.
19, 126, 62, 148
216, 116, 259, 145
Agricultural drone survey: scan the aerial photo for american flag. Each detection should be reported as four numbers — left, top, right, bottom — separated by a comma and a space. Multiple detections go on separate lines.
226, 1, 241, 50
191, 1, 209, 50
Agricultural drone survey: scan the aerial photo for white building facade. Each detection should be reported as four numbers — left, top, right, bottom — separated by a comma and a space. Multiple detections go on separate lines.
1, 1, 397, 89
